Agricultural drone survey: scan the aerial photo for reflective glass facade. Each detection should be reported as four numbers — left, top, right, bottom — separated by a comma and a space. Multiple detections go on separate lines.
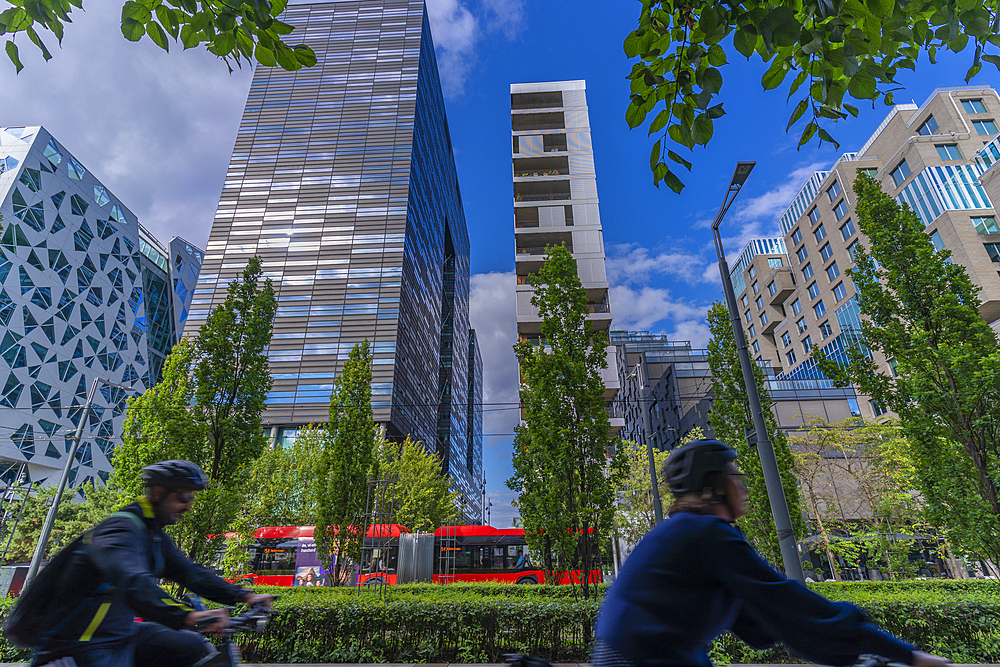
0, 126, 200, 486
188, 0, 482, 521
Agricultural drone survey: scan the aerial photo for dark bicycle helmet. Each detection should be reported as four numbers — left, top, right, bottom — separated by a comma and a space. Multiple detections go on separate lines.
662, 439, 738, 495
141, 460, 208, 490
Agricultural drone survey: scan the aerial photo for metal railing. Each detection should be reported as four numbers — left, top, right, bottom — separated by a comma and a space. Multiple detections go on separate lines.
514, 192, 571, 202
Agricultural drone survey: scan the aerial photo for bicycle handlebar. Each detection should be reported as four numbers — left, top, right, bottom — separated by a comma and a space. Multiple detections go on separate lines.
187, 594, 279, 636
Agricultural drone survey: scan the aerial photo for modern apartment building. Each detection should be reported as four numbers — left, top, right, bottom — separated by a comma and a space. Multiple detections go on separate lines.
511, 80, 622, 432
188, 0, 483, 519
0, 126, 199, 487
734, 86, 1000, 419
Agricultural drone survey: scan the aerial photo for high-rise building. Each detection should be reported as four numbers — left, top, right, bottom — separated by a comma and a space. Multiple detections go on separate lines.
0, 126, 199, 486
188, 0, 483, 520
734, 86, 1000, 419
510, 80, 622, 432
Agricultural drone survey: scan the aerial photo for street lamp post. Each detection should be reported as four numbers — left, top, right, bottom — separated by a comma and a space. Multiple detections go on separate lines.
24, 376, 134, 587
711, 161, 804, 583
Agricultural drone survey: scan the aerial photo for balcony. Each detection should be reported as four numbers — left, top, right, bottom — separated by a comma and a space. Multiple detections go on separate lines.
587, 303, 611, 314
514, 180, 571, 203
512, 112, 565, 131
512, 91, 563, 110
514, 156, 570, 179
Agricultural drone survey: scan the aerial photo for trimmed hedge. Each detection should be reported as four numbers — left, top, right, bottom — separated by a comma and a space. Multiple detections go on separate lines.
5, 582, 1000, 663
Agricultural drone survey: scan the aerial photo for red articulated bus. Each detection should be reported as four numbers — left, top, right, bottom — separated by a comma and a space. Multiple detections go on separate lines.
231, 524, 601, 587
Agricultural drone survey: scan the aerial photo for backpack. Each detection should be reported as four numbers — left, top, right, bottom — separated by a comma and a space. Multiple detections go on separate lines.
4, 510, 146, 649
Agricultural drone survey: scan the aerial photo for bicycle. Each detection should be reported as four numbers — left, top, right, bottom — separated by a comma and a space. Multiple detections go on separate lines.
187, 594, 277, 667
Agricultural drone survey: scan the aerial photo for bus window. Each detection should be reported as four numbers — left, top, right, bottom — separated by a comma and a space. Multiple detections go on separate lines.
493, 547, 505, 568
455, 547, 473, 569
508, 545, 531, 570
473, 545, 502, 569
251, 539, 298, 575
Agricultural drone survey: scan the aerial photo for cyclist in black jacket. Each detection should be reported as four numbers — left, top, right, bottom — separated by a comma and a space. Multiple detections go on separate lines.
594, 439, 951, 667
32, 460, 274, 667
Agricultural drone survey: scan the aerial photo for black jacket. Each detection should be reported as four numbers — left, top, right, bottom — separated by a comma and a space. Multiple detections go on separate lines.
596, 512, 914, 667
38, 498, 246, 652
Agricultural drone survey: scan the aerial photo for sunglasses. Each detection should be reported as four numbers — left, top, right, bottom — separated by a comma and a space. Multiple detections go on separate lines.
172, 491, 195, 504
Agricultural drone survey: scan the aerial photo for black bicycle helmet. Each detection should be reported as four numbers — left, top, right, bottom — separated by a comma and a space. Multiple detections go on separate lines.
662, 439, 738, 495
141, 460, 208, 490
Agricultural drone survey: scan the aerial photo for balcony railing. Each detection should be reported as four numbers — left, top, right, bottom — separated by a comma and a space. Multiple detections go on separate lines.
515, 192, 571, 202
516, 246, 550, 256
515, 220, 540, 228
515, 169, 565, 177
587, 303, 611, 314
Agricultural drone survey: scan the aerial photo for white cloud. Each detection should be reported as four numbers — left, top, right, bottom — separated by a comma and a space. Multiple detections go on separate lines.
610, 284, 712, 346
606, 243, 715, 287
426, 0, 525, 97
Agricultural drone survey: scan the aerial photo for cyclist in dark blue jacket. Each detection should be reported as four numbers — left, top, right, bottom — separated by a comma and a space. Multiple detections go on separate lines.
594, 439, 950, 667
31, 460, 274, 667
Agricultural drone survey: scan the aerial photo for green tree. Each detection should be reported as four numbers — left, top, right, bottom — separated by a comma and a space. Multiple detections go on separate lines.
624, 1, 1000, 191
0, 0, 316, 73
817, 174, 1000, 563
112, 256, 276, 562
2, 481, 117, 563
706, 301, 805, 564
507, 244, 626, 601
612, 439, 670, 548
314, 339, 378, 585
374, 436, 462, 533
245, 424, 325, 527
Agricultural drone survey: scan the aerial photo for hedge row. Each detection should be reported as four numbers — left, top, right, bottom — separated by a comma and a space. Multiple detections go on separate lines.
4, 582, 1000, 663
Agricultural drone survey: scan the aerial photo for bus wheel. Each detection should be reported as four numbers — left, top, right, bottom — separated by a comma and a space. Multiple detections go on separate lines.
515, 576, 538, 585
364, 576, 386, 586
236, 578, 255, 587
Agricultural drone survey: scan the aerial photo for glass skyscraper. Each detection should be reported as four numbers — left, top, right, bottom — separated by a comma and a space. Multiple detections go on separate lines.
189, 0, 483, 520
0, 126, 199, 487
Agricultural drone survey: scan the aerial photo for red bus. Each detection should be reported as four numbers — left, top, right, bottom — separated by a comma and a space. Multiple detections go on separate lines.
231, 524, 601, 587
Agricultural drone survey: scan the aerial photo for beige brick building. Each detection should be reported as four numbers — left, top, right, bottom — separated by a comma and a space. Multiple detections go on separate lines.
733, 85, 1000, 422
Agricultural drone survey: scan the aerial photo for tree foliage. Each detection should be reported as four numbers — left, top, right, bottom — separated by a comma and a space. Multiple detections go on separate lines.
0, 0, 316, 74
816, 174, 1000, 563
706, 301, 805, 564
375, 436, 462, 533
112, 256, 276, 562
2, 481, 117, 563
790, 417, 923, 580
314, 339, 378, 585
612, 439, 671, 549
507, 244, 626, 601
624, 0, 1000, 192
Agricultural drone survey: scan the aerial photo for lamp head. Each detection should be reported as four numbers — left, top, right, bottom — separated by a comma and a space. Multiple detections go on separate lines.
731, 161, 756, 186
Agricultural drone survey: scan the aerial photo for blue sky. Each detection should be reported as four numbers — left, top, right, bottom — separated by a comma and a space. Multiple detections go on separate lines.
0, 0, 985, 528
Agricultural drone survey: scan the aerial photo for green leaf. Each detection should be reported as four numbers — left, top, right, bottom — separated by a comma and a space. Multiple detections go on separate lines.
733, 27, 756, 58
623, 30, 643, 58
761, 60, 789, 90
843, 103, 859, 117
273, 41, 298, 70
847, 71, 876, 99
786, 98, 809, 130
625, 99, 648, 129
983, 54, 1000, 70
156, 5, 178, 38
798, 121, 818, 147
271, 0, 288, 16
817, 127, 841, 149
255, 43, 276, 67
293, 44, 317, 67
786, 70, 807, 100
25, 26, 51, 60
650, 139, 661, 171
146, 21, 169, 51
6, 8, 31, 31
648, 109, 670, 135
663, 168, 685, 193
691, 114, 714, 145
706, 103, 726, 119
667, 150, 692, 171
707, 44, 727, 66
867, 0, 892, 18
122, 17, 145, 41
700, 67, 723, 94
5, 39, 22, 73
122, 1, 152, 23
271, 20, 295, 36
179, 23, 199, 49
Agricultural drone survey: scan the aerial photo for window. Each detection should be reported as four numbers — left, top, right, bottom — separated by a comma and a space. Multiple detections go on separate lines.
782, 331, 791, 347
985, 243, 1000, 263
820, 243, 834, 261
833, 282, 847, 301
813, 300, 826, 317
748, 266, 756, 280
791, 228, 802, 245
859, 167, 879, 178
741, 294, 748, 307
917, 115, 938, 135
840, 218, 856, 240
768, 281, 777, 296
827, 181, 841, 201
802, 336, 813, 353
768, 257, 783, 269
848, 398, 861, 417
870, 400, 888, 417
755, 296, 764, 310
808, 282, 820, 299
796, 317, 808, 333
819, 321, 833, 338
974, 216, 1000, 235
809, 208, 821, 225
814, 224, 827, 243
848, 241, 861, 261
834, 199, 849, 219
745, 310, 752, 323
796, 246, 808, 262
752, 340, 760, 353
930, 230, 945, 251
888, 358, 899, 378
792, 299, 802, 315
802, 263, 814, 280
936, 144, 962, 160
748, 323, 756, 337
963, 99, 987, 114
760, 311, 769, 325
752, 281, 759, 294
826, 262, 840, 281
786, 350, 797, 365
891, 160, 911, 187
974, 120, 998, 136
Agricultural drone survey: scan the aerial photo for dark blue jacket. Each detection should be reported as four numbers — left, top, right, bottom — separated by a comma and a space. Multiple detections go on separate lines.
596, 512, 914, 667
